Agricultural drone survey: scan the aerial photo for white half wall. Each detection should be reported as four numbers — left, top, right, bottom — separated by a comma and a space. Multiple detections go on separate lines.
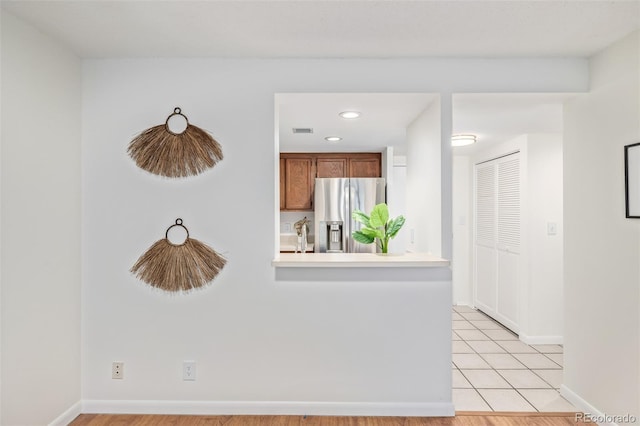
406, 99, 442, 255
1, 12, 82, 425
563, 30, 640, 419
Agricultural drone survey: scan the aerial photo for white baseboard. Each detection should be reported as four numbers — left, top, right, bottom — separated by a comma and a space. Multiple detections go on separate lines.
82, 400, 455, 417
560, 385, 630, 426
519, 334, 563, 345
48, 400, 82, 426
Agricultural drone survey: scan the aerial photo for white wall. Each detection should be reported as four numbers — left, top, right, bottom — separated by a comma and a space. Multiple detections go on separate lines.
406, 100, 442, 255
81, 57, 586, 410
563, 31, 640, 419
525, 134, 563, 342
388, 156, 408, 254
1, 12, 82, 425
452, 156, 471, 305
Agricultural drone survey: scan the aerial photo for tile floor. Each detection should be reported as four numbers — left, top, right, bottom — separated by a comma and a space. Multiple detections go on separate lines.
452, 305, 576, 412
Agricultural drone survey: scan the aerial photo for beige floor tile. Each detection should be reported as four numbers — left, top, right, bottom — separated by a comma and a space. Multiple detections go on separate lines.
545, 353, 563, 366
477, 389, 536, 411
466, 340, 506, 354
453, 320, 476, 330
452, 331, 462, 341
461, 312, 491, 321
452, 312, 465, 320
533, 369, 563, 388
452, 369, 473, 388
453, 341, 475, 353
531, 344, 563, 353
497, 369, 551, 388
480, 353, 527, 369
453, 353, 492, 369
455, 329, 491, 341
518, 389, 577, 412
461, 369, 512, 388
453, 305, 478, 313
452, 389, 491, 411
496, 340, 538, 353
469, 320, 506, 330
513, 353, 562, 369
481, 329, 518, 340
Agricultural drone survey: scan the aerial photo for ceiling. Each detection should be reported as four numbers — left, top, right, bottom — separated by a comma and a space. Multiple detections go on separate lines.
278, 92, 571, 155
278, 93, 438, 153
2, 1, 637, 155
451, 93, 572, 155
2, 1, 638, 59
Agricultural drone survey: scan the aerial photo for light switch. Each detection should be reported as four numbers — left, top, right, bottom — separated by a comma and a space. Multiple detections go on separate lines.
547, 222, 557, 235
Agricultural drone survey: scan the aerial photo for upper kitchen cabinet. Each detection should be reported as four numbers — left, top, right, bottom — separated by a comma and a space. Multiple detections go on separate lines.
348, 154, 381, 178
316, 156, 348, 178
279, 153, 382, 211
281, 155, 315, 211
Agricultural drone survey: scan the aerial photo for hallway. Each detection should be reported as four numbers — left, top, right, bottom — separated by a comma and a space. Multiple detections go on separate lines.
452, 306, 575, 412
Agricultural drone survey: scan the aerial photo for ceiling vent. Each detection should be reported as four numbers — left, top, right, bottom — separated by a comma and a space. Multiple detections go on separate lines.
292, 128, 313, 134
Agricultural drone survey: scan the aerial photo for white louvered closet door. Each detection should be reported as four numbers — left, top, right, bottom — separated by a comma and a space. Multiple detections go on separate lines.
474, 152, 521, 333
474, 162, 497, 313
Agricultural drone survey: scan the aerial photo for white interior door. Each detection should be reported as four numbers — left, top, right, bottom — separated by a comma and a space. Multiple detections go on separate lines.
495, 155, 520, 330
474, 162, 497, 312
473, 152, 521, 333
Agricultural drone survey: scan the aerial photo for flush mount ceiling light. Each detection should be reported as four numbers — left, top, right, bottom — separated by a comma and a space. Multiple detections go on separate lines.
339, 111, 361, 119
325, 136, 342, 142
451, 134, 477, 147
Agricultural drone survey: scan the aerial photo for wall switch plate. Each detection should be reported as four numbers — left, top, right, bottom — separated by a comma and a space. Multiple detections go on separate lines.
547, 222, 557, 235
183, 361, 196, 381
112, 362, 124, 379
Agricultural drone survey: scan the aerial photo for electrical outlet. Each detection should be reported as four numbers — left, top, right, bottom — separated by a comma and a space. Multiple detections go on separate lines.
112, 362, 124, 379
183, 361, 196, 381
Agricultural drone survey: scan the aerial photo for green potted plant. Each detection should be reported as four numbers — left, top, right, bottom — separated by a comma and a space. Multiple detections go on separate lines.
352, 203, 406, 254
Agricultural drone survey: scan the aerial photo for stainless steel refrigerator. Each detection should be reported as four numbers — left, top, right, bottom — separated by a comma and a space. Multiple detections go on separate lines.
314, 178, 386, 253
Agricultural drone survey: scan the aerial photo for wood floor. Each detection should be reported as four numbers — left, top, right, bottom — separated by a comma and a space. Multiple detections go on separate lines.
70, 413, 586, 425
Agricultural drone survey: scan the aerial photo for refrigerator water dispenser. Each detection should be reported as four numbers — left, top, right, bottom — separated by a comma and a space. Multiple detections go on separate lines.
319, 221, 344, 253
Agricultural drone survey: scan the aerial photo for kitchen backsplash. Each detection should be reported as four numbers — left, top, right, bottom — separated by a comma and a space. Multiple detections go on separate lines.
280, 212, 314, 235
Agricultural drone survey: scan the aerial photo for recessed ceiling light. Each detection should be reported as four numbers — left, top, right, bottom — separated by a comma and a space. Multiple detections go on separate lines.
339, 111, 361, 119
325, 136, 342, 142
451, 134, 477, 147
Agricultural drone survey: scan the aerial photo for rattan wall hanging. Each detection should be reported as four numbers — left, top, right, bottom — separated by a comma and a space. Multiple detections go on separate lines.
131, 219, 226, 292
128, 107, 223, 178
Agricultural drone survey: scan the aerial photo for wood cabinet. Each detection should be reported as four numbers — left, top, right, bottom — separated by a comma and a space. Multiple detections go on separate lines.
282, 156, 315, 211
279, 158, 286, 210
316, 157, 347, 178
280, 152, 381, 211
348, 156, 381, 178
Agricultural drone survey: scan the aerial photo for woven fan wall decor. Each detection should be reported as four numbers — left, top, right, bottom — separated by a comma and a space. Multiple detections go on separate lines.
131, 219, 226, 292
128, 107, 223, 178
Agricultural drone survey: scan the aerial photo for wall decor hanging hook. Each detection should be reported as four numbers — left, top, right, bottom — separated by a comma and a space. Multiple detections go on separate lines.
165, 218, 190, 243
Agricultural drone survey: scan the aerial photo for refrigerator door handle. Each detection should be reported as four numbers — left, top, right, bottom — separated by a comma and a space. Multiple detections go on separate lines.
344, 179, 352, 253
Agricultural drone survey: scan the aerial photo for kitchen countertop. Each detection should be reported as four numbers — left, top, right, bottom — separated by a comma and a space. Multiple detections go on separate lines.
272, 252, 450, 268
279, 233, 314, 253
280, 243, 314, 253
